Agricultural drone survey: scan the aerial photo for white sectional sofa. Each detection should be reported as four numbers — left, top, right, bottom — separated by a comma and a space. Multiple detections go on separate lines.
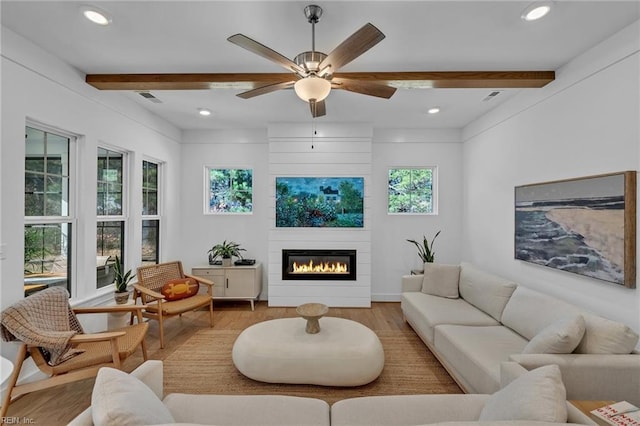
71, 360, 597, 425
401, 262, 640, 404
68, 360, 331, 426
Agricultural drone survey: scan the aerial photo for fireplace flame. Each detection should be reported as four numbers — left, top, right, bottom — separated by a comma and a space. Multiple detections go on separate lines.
292, 260, 349, 274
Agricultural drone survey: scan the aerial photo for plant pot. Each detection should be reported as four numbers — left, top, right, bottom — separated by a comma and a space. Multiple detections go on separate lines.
222, 257, 232, 267
114, 291, 130, 304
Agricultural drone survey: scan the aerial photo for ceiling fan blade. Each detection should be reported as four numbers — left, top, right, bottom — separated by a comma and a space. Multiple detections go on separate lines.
228, 34, 305, 75
236, 80, 296, 99
310, 100, 326, 118
332, 77, 396, 99
318, 23, 385, 74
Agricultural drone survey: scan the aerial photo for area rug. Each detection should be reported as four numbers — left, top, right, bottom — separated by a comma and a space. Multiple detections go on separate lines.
164, 327, 461, 404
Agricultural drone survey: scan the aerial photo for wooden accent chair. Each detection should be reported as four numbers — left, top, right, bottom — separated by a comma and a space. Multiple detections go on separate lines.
0, 287, 148, 419
134, 261, 214, 348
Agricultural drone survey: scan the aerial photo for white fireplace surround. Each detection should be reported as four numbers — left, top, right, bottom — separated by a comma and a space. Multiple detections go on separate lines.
267, 123, 372, 307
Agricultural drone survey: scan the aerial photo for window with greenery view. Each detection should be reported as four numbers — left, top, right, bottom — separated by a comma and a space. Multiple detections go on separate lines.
96, 147, 126, 288
142, 160, 160, 265
205, 168, 253, 214
24, 125, 74, 297
388, 167, 437, 214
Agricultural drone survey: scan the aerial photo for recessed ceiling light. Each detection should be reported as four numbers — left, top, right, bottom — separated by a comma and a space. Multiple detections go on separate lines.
521, 2, 552, 21
81, 5, 112, 25
427, 107, 441, 114
198, 108, 212, 116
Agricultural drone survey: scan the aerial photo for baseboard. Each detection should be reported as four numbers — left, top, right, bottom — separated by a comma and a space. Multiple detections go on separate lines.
371, 293, 401, 302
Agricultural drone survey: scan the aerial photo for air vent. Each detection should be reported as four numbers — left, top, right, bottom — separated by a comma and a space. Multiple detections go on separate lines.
137, 91, 163, 104
482, 91, 502, 102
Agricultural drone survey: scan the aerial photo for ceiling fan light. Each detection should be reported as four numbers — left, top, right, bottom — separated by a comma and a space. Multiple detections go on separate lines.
521, 2, 552, 21
294, 76, 331, 103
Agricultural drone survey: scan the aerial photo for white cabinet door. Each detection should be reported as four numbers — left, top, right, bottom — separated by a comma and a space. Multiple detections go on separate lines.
224, 269, 256, 298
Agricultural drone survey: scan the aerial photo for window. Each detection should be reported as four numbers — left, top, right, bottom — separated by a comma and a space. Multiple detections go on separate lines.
205, 168, 253, 214
142, 160, 160, 265
388, 167, 437, 214
24, 125, 74, 297
96, 147, 126, 288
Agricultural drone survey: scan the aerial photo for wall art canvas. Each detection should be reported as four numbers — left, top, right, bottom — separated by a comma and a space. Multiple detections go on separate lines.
515, 171, 636, 288
276, 177, 364, 228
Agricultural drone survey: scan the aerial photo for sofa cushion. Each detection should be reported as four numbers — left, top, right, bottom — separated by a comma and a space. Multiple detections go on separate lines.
479, 364, 567, 423
501, 286, 582, 341
458, 262, 517, 322
421, 263, 460, 298
574, 313, 639, 354
163, 394, 330, 426
92, 367, 175, 426
401, 292, 499, 343
433, 325, 528, 394
425, 423, 582, 426
523, 315, 586, 354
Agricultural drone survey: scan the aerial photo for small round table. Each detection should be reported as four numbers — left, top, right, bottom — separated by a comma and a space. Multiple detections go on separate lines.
296, 303, 329, 334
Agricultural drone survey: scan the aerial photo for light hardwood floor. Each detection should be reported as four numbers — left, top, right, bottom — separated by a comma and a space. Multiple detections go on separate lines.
2, 301, 414, 424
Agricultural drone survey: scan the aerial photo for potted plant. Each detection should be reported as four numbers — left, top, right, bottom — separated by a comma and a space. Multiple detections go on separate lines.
208, 240, 246, 267
407, 230, 441, 264
113, 255, 134, 304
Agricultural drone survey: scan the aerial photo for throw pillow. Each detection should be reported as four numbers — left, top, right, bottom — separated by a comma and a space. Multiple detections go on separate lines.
161, 278, 199, 301
479, 365, 567, 423
574, 313, 639, 354
92, 367, 175, 426
421, 263, 460, 299
522, 315, 586, 354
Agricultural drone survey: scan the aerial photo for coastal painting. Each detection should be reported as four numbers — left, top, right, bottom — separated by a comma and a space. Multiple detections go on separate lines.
276, 177, 364, 228
515, 172, 636, 288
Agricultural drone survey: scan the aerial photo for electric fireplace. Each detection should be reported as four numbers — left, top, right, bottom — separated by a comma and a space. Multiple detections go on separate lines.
282, 249, 357, 281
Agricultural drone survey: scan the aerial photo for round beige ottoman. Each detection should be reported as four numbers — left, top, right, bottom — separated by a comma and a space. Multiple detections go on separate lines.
232, 317, 384, 386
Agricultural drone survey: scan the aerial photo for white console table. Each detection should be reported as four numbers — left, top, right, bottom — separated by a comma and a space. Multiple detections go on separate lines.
191, 263, 262, 311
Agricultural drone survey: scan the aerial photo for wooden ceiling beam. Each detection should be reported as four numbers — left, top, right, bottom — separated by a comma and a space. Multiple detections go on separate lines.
85, 70, 554, 91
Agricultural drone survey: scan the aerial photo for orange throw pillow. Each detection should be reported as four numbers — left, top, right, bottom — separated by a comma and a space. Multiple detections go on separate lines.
161, 278, 199, 301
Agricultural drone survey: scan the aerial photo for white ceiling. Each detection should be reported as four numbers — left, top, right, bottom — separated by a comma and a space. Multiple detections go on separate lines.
2, 1, 639, 130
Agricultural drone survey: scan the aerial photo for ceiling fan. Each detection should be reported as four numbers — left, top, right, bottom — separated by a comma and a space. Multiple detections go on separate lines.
227, 4, 396, 118
85, 5, 555, 117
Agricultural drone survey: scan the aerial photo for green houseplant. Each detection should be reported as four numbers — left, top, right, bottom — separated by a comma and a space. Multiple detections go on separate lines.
407, 230, 441, 264
113, 255, 134, 304
208, 240, 246, 266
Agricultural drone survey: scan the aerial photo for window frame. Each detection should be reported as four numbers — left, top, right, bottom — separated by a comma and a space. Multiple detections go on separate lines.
387, 166, 438, 215
24, 122, 78, 297
203, 166, 254, 215
96, 145, 129, 289
142, 158, 162, 265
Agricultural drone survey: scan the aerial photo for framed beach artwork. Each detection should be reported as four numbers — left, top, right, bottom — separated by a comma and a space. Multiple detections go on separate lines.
514, 171, 636, 288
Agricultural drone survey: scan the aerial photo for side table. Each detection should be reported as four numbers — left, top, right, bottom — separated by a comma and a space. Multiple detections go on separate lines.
569, 400, 616, 426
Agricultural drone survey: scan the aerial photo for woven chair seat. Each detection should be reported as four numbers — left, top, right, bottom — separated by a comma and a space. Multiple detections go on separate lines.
48, 323, 149, 375
145, 295, 211, 315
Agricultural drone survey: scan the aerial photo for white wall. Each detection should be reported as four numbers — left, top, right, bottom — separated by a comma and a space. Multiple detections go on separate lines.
1, 28, 183, 367
180, 126, 463, 303
372, 129, 463, 300
180, 129, 270, 295
461, 21, 640, 334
